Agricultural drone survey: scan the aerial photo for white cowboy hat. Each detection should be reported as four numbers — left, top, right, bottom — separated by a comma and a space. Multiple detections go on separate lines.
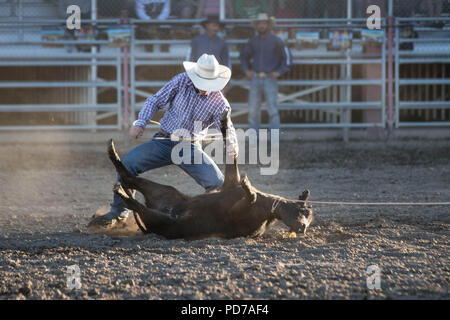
251, 13, 276, 28
183, 54, 231, 92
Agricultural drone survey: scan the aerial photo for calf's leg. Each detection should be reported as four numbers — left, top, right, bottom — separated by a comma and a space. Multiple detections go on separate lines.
229, 175, 257, 218
240, 174, 257, 204
115, 184, 179, 237
220, 110, 240, 188
108, 139, 188, 209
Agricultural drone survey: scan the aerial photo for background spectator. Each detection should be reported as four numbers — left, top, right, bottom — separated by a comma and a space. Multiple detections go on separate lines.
195, 0, 219, 18
425, 0, 443, 17
301, 0, 320, 18
274, 0, 297, 19
240, 13, 291, 132
187, 15, 229, 67
135, 0, 170, 20
194, 0, 235, 19
274, 0, 298, 42
172, 0, 198, 19
97, 0, 135, 19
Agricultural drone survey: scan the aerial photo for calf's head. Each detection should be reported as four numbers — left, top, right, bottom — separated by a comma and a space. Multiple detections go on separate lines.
240, 175, 314, 235
276, 191, 314, 235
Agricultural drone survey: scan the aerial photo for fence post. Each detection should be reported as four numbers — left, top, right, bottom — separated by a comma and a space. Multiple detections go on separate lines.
130, 22, 136, 124
90, 0, 98, 131
219, 0, 225, 20
342, 0, 353, 143
387, 15, 394, 136
121, 10, 130, 131
394, 23, 400, 128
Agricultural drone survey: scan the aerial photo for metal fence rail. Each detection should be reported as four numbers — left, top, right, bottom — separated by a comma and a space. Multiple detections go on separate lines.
395, 16, 450, 128
0, 16, 123, 130
0, 0, 449, 134
129, 18, 387, 142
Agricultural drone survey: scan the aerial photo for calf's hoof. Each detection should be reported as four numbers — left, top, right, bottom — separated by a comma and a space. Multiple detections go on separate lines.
87, 209, 131, 228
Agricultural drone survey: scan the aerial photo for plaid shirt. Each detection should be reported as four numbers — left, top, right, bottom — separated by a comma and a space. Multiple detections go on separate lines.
134, 72, 238, 151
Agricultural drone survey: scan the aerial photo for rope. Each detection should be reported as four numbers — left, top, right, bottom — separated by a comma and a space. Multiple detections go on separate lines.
271, 198, 282, 213
140, 120, 225, 142
151, 136, 224, 142
300, 200, 450, 206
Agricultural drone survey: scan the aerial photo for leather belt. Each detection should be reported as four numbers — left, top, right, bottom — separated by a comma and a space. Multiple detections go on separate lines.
159, 129, 199, 142
159, 128, 170, 136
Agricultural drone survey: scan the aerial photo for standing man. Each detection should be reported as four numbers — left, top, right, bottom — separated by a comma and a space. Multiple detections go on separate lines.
240, 13, 291, 132
188, 15, 230, 68
98, 54, 238, 226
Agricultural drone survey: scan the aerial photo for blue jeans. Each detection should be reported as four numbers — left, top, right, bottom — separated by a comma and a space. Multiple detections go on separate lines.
110, 131, 224, 211
248, 76, 280, 131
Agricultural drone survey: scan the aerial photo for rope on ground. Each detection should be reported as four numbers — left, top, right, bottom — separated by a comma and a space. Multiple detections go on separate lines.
303, 200, 450, 206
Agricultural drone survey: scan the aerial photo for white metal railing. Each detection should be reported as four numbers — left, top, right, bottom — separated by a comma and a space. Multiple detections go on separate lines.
129, 18, 387, 142
0, 0, 448, 133
0, 16, 123, 130
394, 16, 450, 128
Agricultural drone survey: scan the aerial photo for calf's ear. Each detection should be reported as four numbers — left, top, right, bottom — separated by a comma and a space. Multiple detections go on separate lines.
299, 189, 310, 202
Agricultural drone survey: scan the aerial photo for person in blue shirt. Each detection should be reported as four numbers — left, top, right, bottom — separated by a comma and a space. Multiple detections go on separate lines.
188, 15, 230, 68
240, 13, 292, 132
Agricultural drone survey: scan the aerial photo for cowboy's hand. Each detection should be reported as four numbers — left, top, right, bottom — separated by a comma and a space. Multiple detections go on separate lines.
130, 126, 144, 139
270, 71, 280, 79
246, 70, 255, 79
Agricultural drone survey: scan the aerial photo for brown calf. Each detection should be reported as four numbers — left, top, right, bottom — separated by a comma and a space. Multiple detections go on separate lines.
104, 123, 314, 240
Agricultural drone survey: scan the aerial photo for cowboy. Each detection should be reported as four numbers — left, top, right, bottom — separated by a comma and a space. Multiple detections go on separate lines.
188, 15, 230, 68
240, 13, 291, 132
99, 54, 239, 225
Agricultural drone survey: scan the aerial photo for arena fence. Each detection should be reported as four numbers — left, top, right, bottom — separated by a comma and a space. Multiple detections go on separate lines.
0, 0, 448, 137
129, 17, 387, 142
394, 16, 450, 128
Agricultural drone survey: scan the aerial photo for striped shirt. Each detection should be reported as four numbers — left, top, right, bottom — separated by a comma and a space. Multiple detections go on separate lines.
134, 72, 238, 151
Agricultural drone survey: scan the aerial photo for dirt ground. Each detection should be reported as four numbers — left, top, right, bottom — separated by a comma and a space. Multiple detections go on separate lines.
0, 130, 448, 300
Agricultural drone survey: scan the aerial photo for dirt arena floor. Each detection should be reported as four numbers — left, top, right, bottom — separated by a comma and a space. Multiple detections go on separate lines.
0, 130, 448, 300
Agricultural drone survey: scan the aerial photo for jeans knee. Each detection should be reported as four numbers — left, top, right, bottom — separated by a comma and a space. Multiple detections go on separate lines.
120, 153, 138, 176
207, 173, 224, 191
